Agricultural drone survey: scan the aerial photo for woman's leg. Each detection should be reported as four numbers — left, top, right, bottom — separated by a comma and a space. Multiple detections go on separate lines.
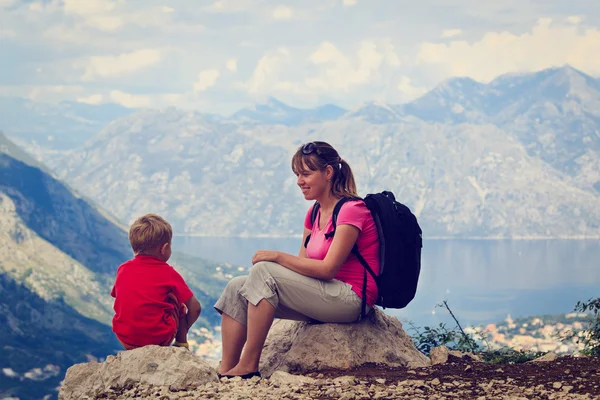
224, 299, 276, 376
220, 313, 247, 373
223, 261, 364, 376
214, 276, 251, 374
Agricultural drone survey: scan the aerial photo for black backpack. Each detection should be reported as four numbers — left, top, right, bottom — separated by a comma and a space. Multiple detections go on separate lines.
304, 191, 423, 318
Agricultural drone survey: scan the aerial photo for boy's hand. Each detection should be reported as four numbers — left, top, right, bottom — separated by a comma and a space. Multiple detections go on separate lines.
184, 295, 202, 331
175, 309, 189, 343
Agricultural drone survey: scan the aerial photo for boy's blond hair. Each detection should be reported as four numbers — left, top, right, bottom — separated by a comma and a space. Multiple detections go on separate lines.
129, 213, 173, 254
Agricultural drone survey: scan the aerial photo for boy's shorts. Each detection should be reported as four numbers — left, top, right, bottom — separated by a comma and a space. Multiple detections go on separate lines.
117, 292, 185, 350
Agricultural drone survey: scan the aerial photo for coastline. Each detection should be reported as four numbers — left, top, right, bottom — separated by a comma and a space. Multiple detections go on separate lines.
188, 312, 596, 361
173, 233, 600, 240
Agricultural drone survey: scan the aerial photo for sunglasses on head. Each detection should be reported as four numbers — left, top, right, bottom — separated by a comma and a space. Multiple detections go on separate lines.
301, 142, 320, 156
301, 142, 343, 170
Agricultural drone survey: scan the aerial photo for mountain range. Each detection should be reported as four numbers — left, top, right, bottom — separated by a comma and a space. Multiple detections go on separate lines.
0, 98, 133, 150
10, 65, 599, 238
0, 132, 242, 399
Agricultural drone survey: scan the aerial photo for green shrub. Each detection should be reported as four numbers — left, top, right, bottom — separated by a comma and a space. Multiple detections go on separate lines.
560, 297, 600, 357
408, 300, 546, 364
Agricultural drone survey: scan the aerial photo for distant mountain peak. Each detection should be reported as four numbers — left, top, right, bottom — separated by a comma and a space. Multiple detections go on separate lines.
343, 101, 404, 124
231, 98, 346, 126
430, 76, 485, 96
547, 64, 586, 77
546, 65, 598, 88
265, 96, 292, 108
490, 64, 593, 87
355, 100, 399, 113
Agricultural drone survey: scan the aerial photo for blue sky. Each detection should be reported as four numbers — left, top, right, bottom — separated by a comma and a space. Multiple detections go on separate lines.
1, 0, 599, 115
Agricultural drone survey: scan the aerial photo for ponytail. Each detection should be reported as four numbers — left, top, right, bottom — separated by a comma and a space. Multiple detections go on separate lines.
331, 159, 358, 198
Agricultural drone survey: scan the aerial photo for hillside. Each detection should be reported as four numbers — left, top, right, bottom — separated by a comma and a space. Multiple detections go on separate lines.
0, 273, 119, 400
0, 133, 243, 399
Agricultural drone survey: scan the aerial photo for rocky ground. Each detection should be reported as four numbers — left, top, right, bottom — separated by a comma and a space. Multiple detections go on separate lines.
87, 355, 599, 400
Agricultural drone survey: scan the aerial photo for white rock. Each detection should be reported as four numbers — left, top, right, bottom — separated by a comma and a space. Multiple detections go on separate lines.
530, 352, 558, 363
259, 308, 430, 377
268, 371, 316, 386
430, 346, 482, 365
59, 346, 218, 400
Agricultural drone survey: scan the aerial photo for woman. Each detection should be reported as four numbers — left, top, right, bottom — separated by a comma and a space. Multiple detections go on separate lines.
213, 141, 380, 378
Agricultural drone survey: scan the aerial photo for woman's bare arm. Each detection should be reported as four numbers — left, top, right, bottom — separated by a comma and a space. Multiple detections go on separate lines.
255, 224, 360, 280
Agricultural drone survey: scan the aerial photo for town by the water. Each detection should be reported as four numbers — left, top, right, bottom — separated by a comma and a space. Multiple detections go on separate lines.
187, 313, 593, 360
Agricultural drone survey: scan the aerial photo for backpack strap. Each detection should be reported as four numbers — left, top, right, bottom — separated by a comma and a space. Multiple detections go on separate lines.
310, 201, 320, 226
351, 245, 378, 281
352, 244, 378, 319
324, 197, 359, 240
303, 202, 320, 248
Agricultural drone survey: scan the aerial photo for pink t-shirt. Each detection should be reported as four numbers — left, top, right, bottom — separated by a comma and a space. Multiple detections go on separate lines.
304, 200, 380, 306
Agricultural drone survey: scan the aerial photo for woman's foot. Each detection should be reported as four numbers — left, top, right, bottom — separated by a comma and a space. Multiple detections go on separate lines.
222, 364, 260, 378
218, 370, 261, 379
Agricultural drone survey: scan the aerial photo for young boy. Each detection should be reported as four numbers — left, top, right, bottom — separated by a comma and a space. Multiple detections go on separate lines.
111, 213, 202, 350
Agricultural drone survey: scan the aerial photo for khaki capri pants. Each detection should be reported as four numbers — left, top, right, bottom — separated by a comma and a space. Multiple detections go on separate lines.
214, 261, 368, 325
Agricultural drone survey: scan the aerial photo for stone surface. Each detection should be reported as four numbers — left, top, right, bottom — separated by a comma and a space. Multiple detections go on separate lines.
530, 352, 559, 363
258, 307, 430, 378
430, 346, 483, 365
57, 353, 600, 399
58, 345, 218, 400
268, 371, 316, 387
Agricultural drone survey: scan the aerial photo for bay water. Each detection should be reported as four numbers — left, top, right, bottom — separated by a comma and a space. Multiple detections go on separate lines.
173, 237, 600, 329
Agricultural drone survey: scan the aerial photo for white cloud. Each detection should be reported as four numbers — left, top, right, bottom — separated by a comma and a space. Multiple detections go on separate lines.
77, 94, 104, 104
0, 29, 16, 38
272, 5, 293, 20
207, 0, 255, 13
29, 85, 85, 101
194, 69, 220, 91
397, 76, 427, 100
62, 0, 117, 16
86, 15, 123, 31
27, 0, 174, 35
28, 2, 44, 12
244, 47, 292, 94
242, 40, 403, 98
0, 85, 86, 103
81, 49, 162, 80
417, 18, 600, 82
381, 38, 401, 67
4, 0, 600, 113
126, 6, 176, 29
226, 59, 237, 72
306, 41, 397, 91
2, 368, 18, 378
441, 29, 462, 38
109, 90, 151, 108
62, 0, 124, 31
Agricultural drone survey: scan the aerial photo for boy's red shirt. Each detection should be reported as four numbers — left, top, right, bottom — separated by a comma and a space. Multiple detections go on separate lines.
110, 255, 194, 346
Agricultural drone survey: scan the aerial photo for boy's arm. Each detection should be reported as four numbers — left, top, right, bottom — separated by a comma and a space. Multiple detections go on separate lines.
184, 295, 201, 331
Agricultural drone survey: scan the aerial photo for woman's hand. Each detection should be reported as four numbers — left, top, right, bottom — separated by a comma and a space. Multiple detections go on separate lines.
252, 250, 281, 265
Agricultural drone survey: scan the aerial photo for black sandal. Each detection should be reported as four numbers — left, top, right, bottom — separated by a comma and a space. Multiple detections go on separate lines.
218, 371, 261, 379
